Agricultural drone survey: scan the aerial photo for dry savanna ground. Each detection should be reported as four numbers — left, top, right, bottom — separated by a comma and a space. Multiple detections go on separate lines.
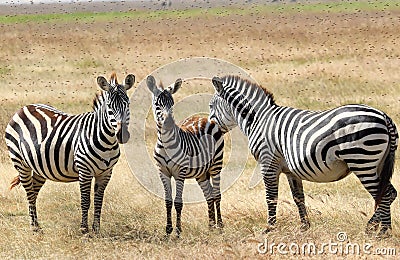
0, 1, 400, 259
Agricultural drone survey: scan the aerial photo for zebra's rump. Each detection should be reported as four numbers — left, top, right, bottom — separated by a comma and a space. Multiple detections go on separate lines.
282, 104, 391, 182
5, 104, 81, 182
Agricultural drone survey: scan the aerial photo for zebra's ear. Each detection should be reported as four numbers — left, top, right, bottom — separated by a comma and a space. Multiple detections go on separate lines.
212, 76, 223, 93
146, 75, 157, 94
124, 74, 135, 91
167, 78, 182, 94
97, 76, 110, 91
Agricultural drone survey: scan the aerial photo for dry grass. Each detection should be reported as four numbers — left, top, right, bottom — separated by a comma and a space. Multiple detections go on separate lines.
1, 1, 400, 259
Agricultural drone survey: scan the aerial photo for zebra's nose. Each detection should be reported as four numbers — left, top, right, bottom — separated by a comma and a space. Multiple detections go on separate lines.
116, 122, 130, 144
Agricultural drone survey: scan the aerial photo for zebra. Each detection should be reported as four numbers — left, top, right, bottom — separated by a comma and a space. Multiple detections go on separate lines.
5, 72, 135, 234
146, 75, 224, 237
209, 75, 398, 237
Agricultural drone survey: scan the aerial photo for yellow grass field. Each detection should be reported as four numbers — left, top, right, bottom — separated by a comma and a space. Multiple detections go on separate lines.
0, 1, 400, 258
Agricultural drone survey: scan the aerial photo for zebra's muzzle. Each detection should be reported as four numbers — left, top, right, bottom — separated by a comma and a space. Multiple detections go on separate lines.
116, 122, 130, 144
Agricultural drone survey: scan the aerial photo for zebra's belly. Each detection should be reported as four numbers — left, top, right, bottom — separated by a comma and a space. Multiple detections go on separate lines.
314, 160, 350, 182
35, 170, 79, 182
155, 151, 210, 179
15, 140, 79, 182
304, 159, 351, 183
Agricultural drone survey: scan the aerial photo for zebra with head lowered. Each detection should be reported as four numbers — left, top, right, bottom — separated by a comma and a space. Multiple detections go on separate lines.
147, 75, 224, 237
5, 72, 135, 234
209, 75, 398, 237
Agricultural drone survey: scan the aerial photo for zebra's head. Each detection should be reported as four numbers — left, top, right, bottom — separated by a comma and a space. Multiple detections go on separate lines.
97, 73, 135, 144
146, 75, 182, 127
208, 76, 238, 133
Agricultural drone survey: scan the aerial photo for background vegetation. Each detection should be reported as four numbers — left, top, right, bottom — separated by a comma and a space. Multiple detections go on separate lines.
0, 1, 399, 258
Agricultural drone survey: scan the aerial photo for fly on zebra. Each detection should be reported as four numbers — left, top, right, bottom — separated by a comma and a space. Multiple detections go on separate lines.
5, 72, 134, 234
147, 75, 224, 237
209, 75, 398, 237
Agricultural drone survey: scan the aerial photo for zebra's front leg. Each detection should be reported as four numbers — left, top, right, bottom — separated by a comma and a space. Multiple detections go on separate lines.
174, 178, 185, 237
92, 172, 112, 234
197, 177, 216, 229
79, 174, 93, 234
160, 173, 173, 236
262, 173, 279, 233
287, 175, 310, 231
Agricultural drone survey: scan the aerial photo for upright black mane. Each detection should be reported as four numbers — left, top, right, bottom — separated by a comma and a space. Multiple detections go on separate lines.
221, 75, 275, 105
92, 91, 106, 111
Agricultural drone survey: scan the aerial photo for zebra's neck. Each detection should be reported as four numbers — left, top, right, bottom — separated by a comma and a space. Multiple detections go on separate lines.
93, 92, 118, 145
156, 114, 181, 150
228, 91, 276, 137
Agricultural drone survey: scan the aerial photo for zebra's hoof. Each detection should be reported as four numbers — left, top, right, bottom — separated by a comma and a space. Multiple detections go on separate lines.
80, 227, 89, 234
365, 222, 379, 235
176, 227, 182, 238
300, 221, 311, 232
217, 221, 224, 229
92, 224, 100, 234
208, 220, 216, 230
376, 226, 392, 239
166, 225, 173, 235
31, 225, 42, 233
263, 224, 276, 234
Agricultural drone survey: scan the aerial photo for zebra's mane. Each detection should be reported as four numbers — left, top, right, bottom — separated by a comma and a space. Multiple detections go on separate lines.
92, 91, 107, 111
222, 75, 275, 105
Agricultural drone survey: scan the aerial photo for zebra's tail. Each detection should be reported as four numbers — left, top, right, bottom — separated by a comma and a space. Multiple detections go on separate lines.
9, 175, 20, 190
375, 115, 398, 209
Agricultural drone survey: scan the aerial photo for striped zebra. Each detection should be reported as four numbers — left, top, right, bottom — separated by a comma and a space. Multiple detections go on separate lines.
146, 75, 224, 237
209, 75, 398, 236
5, 73, 135, 234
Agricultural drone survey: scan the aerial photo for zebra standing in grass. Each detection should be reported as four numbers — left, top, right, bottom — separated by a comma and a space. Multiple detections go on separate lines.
5, 73, 135, 234
147, 75, 224, 237
209, 75, 398, 236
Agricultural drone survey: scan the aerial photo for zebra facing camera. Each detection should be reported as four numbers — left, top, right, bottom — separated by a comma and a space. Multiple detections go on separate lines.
125, 57, 261, 203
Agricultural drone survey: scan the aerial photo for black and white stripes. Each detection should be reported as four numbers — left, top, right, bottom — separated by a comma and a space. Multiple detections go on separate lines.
6, 73, 134, 233
147, 75, 224, 237
209, 75, 398, 236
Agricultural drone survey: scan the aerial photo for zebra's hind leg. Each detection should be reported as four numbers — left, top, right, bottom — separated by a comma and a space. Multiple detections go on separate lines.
92, 171, 112, 234
79, 174, 93, 234
20, 171, 46, 232
353, 171, 381, 234
353, 171, 396, 236
31, 173, 46, 231
211, 172, 223, 228
366, 211, 380, 234
197, 177, 216, 229
376, 183, 397, 237
15, 164, 45, 231
174, 178, 185, 237
287, 175, 310, 231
